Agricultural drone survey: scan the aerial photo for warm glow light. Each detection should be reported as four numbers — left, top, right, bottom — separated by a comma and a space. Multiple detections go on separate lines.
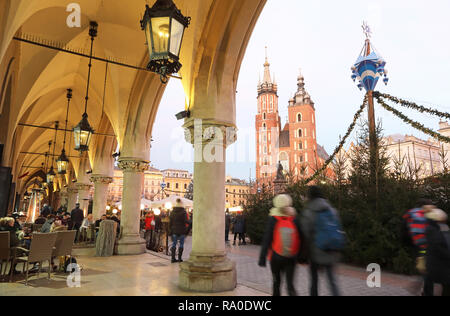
154, 209, 161, 216
106, 205, 111, 211
165, 202, 173, 210
141, 204, 145, 210
119, 205, 122, 211
113, 209, 118, 214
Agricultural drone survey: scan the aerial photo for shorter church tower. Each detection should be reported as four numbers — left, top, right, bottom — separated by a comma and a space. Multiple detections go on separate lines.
287, 70, 319, 178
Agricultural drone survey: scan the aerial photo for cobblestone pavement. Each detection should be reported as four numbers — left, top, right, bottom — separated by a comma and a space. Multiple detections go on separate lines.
153, 235, 422, 296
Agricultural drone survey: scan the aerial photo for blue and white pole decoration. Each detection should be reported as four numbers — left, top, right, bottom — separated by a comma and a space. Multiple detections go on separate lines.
351, 22, 389, 91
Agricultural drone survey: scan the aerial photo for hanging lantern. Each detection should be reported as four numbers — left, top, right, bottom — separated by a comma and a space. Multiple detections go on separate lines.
74, 113, 94, 152
47, 166, 56, 185
141, 0, 191, 83
57, 149, 70, 174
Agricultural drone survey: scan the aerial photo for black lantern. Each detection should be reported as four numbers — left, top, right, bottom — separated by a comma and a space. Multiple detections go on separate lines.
141, 0, 191, 83
46, 166, 56, 185
74, 113, 94, 152
74, 22, 97, 152
57, 149, 70, 174
58, 89, 72, 173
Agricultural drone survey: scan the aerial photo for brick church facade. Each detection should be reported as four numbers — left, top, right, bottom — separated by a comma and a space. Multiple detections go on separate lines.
255, 55, 330, 185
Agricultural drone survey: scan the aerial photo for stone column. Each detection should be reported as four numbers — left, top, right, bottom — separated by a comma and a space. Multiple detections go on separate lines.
59, 190, 69, 209
117, 158, 148, 255
67, 187, 78, 212
179, 120, 237, 292
76, 183, 92, 217
90, 175, 113, 220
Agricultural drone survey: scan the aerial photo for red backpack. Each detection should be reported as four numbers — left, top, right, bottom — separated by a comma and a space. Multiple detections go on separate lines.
271, 216, 300, 258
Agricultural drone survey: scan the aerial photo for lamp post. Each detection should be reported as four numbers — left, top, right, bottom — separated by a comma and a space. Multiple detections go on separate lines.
141, 0, 191, 84
57, 89, 72, 174
74, 22, 97, 152
46, 122, 58, 187
351, 22, 389, 208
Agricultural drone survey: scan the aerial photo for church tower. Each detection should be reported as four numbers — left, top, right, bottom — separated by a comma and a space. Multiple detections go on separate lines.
256, 50, 280, 183
287, 70, 319, 178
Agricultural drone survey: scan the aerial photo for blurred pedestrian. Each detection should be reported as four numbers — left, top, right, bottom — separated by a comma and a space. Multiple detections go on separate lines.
258, 194, 304, 296
145, 211, 155, 250
403, 198, 434, 296
301, 186, 342, 296
424, 208, 450, 296
70, 203, 84, 242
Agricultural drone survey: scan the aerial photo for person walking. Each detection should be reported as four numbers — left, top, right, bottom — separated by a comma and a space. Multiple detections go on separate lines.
169, 199, 188, 263
258, 194, 304, 296
70, 203, 84, 242
403, 198, 434, 296
301, 186, 342, 296
144, 211, 155, 250
424, 208, 450, 296
225, 209, 231, 242
233, 212, 246, 245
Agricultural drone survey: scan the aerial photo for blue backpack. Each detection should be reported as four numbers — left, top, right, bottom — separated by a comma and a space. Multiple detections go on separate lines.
314, 208, 346, 251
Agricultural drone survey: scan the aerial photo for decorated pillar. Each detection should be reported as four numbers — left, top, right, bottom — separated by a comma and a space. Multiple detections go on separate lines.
90, 174, 113, 220
179, 119, 237, 292
76, 183, 91, 217
116, 158, 148, 255
67, 187, 78, 212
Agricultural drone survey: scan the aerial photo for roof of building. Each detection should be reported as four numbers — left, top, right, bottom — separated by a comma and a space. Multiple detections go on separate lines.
317, 144, 330, 161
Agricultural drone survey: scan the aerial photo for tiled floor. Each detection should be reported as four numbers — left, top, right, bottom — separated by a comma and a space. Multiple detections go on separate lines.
0, 235, 423, 296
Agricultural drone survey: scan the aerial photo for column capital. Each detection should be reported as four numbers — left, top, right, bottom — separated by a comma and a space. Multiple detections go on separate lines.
67, 187, 78, 194
118, 158, 149, 173
183, 119, 237, 147
90, 174, 113, 184
75, 183, 92, 191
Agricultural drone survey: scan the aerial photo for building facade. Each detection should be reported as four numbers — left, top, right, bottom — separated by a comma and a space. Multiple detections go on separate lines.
225, 176, 251, 210
338, 121, 450, 179
255, 55, 330, 185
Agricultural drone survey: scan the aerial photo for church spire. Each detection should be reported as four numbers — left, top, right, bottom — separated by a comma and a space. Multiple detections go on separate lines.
263, 46, 272, 84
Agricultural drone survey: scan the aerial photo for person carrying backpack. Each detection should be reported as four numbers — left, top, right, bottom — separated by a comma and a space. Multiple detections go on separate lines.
301, 186, 342, 296
258, 194, 304, 296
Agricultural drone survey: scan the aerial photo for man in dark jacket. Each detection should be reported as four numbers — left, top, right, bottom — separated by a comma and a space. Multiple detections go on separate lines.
71, 203, 84, 242
225, 209, 231, 242
169, 199, 188, 263
425, 208, 450, 296
40, 204, 51, 218
233, 212, 246, 245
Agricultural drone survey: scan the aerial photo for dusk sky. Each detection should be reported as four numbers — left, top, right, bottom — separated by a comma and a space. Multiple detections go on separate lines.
150, 0, 450, 180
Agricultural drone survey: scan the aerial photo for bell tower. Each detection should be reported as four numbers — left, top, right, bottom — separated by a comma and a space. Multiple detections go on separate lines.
287, 70, 319, 178
256, 48, 280, 182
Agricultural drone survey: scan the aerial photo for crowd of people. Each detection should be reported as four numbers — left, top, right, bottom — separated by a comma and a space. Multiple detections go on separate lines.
2, 187, 448, 296
255, 186, 450, 297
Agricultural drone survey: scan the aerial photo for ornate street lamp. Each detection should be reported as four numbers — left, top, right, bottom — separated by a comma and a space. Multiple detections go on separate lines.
74, 22, 97, 152
57, 89, 72, 174
47, 122, 58, 185
141, 0, 191, 84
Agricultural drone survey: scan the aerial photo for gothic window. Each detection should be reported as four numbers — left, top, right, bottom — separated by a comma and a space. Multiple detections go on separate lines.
297, 113, 302, 122
263, 97, 266, 110
298, 142, 303, 150
262, 123, 266, 131
299, 155, 304, 162
270, 96, 273, 112
263, 112, 266, 120
298, 129, 302, 138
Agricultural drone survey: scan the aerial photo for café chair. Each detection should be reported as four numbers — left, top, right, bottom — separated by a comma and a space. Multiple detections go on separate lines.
11, 232, 57, 285
0, 232, 10, 281
53, 231, 76, 272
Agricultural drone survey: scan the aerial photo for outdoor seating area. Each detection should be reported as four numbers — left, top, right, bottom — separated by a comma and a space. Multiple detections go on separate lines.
0, 229, 76, 285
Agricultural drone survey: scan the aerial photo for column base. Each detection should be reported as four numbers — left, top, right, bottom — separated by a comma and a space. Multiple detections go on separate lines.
179, 251, 237, 293
117, 234, 146, 255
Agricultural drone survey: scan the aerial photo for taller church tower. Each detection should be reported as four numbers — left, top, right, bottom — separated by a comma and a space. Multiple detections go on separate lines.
255, 51, 280, 182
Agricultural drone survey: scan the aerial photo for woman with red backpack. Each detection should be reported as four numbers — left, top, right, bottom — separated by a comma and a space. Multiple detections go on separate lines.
258, 194, 305, 296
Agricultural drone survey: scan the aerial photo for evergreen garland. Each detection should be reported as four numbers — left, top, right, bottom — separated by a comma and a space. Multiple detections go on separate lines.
374, 91, 450, 120
304, 95, 368, 184
375, 95, 450, 144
